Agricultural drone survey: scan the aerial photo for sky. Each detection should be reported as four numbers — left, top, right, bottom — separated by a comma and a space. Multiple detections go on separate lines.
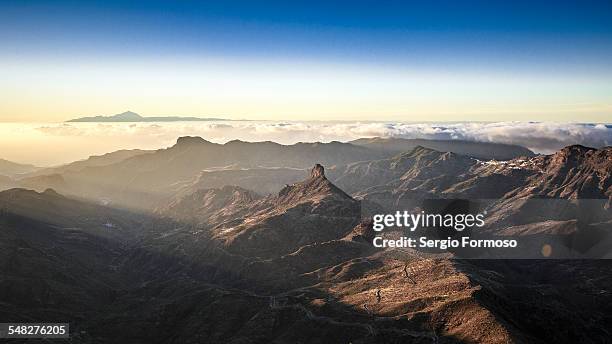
1, 0, 612, 122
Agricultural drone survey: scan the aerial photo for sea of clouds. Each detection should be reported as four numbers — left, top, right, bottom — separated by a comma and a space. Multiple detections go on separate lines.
3, 120, 610, 165
35, 121, 611, 154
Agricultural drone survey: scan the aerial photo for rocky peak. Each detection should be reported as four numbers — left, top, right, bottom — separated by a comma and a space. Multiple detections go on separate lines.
310, 164, 325, 178
552, 145, 595, 164
175, 136, 212, 146
214, 164, 361, 259
535, 144, 604, 177
499, 145, 612, 201
43, 188, 61, 196
411, 145, 438, 155
277, 164, 354, 208
559, 144, 594, 154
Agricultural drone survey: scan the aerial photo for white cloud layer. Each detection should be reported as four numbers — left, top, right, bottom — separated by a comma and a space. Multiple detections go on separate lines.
36, 121, 611, 152
1, 121, 610, 166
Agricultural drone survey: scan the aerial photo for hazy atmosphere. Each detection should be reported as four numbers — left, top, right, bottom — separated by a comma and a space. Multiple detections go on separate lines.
0, 119, 608, 165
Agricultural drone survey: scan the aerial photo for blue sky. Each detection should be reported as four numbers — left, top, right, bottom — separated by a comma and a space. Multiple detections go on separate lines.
1, 0, 611, 122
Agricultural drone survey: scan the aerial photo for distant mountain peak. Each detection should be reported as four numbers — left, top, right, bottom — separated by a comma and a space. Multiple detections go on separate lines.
115, 111, 142, 119
175, 136, 212, 146
547, 144, 598, 169
392, 146, 441, 161
43, 188, 62, 196
556, 144, 596, 157
496, 144, 612, 201
66, 111, 143, 122
66, 111, 226, 122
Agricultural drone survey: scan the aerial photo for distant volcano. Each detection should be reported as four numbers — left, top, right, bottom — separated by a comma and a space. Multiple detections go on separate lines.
66, 111, 227, 122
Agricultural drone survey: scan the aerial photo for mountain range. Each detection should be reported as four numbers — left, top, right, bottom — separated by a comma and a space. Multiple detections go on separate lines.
351, 137, 535, 161
0, 136, 610, 343
2, 136, 535, 210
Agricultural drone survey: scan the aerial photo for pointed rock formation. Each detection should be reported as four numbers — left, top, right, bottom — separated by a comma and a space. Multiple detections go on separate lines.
311, 163, 325, 178
212, 164, 361, 258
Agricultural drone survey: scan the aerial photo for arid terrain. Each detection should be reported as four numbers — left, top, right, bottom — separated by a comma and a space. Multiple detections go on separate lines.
1, 137, 610, 343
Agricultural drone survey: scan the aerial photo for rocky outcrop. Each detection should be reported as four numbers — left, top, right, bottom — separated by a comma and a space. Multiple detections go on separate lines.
213, 165, 361, 258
